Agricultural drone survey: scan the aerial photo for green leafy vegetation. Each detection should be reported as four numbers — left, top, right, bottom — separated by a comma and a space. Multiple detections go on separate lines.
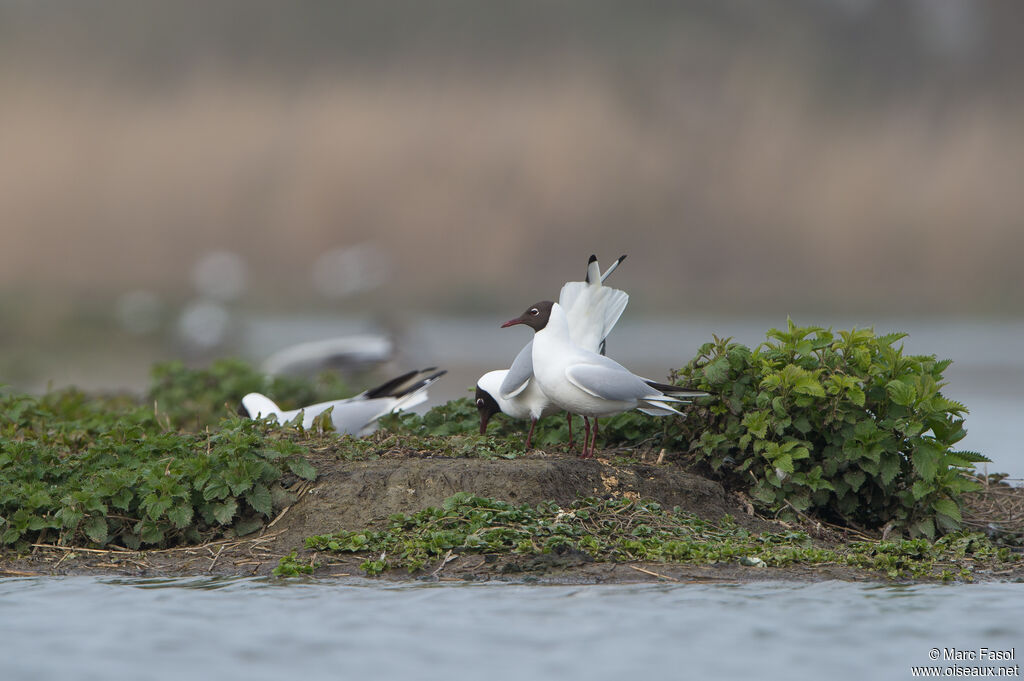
273, 550, 316, 577
148, 358, 351, 430
304, 493, 1016, 580
0, 387, 317, 550
0, 314, 996, 563
669, 321, 987, 538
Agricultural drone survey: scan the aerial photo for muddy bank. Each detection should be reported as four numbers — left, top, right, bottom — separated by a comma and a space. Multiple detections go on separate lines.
3, 451, 1021, 583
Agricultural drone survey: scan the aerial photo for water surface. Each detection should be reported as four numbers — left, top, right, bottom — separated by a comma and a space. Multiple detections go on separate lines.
1, 577, 1020, 681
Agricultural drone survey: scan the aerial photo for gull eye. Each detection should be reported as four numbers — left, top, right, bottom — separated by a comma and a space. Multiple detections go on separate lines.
529, 308, 539, 316
476, 398, 485, 407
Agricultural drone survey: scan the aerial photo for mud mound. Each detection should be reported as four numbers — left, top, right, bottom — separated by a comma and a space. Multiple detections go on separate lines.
3, 453, 786, 580
264, 454, 762, 556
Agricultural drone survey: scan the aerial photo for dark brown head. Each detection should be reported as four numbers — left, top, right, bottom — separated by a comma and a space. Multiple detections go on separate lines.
474, 385, 501, 434
500, 300, 554, 332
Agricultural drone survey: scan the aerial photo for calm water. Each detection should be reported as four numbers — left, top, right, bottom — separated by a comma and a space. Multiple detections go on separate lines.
1, 577, 1021, 681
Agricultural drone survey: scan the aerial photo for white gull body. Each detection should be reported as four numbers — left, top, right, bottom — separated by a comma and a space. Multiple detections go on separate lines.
529, 302, 686, 419
241, 368, 445, 436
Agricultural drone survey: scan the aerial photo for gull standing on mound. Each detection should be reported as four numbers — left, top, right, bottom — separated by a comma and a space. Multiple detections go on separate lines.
239, 367, 446, 437
501, 301, 707, 458
476, 254, 628, 449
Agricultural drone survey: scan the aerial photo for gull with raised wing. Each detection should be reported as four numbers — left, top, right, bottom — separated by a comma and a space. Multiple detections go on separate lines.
239, 367, 446, 436
501, 301, 707, 458
476, 254, 627, 449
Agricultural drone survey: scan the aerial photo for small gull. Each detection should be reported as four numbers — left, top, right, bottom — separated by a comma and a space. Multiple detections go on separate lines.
239, 367, 446, 436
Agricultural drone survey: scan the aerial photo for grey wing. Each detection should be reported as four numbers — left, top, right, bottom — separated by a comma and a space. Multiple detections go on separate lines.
499, 340, 534, 399
565, 363, 655, 402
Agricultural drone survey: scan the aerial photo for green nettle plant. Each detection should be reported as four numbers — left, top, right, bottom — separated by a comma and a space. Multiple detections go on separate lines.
672, 321, 987, 538
148, 358, 351, 430
0, 389, 316, 549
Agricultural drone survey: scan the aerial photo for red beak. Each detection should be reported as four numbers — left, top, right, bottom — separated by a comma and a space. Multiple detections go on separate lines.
500, 318, 523, 328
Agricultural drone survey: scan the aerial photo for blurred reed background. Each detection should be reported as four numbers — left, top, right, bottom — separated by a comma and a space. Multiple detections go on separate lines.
1, 0, 1022, 396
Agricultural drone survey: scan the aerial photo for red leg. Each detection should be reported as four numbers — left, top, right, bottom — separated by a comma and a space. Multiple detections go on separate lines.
566, 413, 574, 451
591, 418, 599, 458
525, 418, 537, 450
581, 417, 591, 459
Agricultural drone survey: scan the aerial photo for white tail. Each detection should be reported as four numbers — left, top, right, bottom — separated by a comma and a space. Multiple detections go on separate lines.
240, 393, 283, 421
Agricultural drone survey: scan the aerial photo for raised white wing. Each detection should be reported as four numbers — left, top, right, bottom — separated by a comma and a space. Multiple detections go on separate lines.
560, 284, 629, 353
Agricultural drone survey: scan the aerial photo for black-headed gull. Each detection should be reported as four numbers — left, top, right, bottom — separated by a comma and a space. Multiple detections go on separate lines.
501, 300, 707, 458
239, 367, 446, 436
476, 255, 627, 448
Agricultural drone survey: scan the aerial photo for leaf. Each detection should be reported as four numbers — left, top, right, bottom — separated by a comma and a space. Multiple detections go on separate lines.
143, 493, 173, 520
911, 444, 940, 482
793, 375, 825, 398
212, 499, 238, 525
751, 480, 777, 505
770, 396, 787, 417
792, 415, 812, 434
286, 457, 317, 481
703, 356, 732, 385
137, 520, 165, 545
83, 516, 108, 545
843, 469, 866, 492
950, 450, 990, 464
911, 480, 933, 500
203, 478, 231, 502
878, 453, 901, 486
245, 484, 273, 516
121, 532, 141, 550
931, 499, 962, 524
911, 517, 935, 540
167, 503, 194, 529
233, 516, 264, 537
885, 380, 916, 407
741, 411, 769, 439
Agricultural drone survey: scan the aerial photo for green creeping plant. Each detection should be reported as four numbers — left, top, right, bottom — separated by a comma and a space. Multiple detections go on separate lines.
148, 358, 352, 431
0, 385, 317, 550
303, 494, 1015, 580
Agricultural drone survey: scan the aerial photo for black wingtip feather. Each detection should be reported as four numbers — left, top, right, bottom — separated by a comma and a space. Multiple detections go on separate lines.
644, 379, 710, 398
585, 254, 598, 283
362, 368, 422, 399
393, 369, 447, 398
